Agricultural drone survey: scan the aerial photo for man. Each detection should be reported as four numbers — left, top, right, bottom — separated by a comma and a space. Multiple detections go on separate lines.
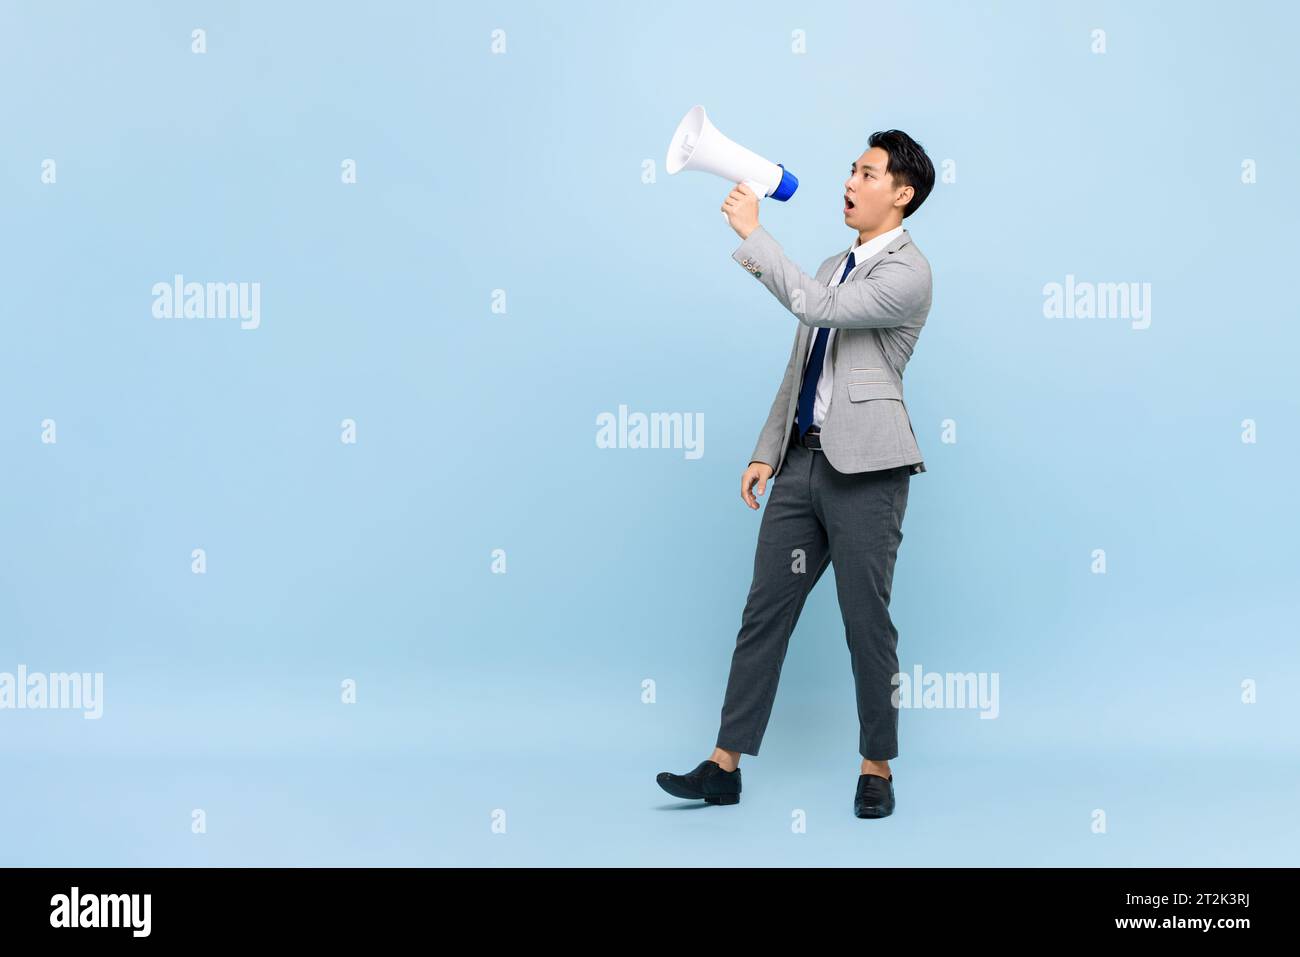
657, 130, 935, 818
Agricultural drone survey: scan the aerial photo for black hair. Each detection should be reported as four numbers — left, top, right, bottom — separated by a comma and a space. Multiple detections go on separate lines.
867, 130, 935, 218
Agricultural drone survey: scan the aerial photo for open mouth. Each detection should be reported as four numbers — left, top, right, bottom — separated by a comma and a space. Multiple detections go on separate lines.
844, 194, 856, 212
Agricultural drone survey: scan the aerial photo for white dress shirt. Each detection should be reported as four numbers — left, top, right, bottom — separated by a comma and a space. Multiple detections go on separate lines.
800, 223, 906, 430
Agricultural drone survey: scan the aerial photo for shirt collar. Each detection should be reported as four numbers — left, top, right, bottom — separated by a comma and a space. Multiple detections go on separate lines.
849, 223, 906, 262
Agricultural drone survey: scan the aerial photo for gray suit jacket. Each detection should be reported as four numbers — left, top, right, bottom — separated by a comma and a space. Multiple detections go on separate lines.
732, 224, 931, 479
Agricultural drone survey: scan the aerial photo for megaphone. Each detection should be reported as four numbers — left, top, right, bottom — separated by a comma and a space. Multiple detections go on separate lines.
666, 105, 798, 217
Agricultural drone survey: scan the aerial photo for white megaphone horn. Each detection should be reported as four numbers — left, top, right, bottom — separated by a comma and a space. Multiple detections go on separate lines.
665, 105, 798, 219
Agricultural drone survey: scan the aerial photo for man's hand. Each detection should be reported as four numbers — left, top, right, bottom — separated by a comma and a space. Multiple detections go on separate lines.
722, 183, 760, 239
741, 461, 775, 510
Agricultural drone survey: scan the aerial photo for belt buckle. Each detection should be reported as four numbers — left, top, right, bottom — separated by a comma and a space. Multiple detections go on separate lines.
804, 428, 822, 451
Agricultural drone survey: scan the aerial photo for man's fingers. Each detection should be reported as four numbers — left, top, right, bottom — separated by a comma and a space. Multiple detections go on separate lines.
741, 474, 757, 509
741, 470, 767, 510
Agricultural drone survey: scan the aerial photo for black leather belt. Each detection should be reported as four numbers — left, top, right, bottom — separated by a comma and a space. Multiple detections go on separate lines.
790, 426, 822, 451
788, 425, 920, 476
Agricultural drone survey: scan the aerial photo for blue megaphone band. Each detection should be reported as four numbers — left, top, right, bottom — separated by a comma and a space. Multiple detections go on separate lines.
770, 163, 798, 202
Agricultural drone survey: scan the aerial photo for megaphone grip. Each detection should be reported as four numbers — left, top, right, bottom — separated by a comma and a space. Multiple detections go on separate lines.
721, 180, 767, 223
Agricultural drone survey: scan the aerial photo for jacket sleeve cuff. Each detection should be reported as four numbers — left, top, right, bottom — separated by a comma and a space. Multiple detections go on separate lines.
731, 224, 779, 274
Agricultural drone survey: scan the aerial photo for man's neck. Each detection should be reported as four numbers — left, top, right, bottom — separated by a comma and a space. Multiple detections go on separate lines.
856, 219, 904, 247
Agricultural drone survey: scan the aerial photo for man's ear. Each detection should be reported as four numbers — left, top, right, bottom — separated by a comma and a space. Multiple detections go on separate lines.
894, 184, 914, 209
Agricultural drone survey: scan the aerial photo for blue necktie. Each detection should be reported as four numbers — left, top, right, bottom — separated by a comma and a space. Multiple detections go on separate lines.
796, 250, 854, 438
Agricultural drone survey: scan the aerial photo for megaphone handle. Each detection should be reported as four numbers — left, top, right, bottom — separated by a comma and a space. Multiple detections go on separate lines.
722, 180, 767, 223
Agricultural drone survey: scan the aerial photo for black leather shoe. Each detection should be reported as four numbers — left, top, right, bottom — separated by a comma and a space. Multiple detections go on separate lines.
854, 772, 895, 818
657, 760, 742, 805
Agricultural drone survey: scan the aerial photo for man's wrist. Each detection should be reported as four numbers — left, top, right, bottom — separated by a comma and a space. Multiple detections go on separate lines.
733, 223, 765, 256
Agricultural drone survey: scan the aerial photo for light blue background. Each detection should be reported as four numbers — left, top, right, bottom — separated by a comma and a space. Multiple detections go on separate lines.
2, 0, 1297, 866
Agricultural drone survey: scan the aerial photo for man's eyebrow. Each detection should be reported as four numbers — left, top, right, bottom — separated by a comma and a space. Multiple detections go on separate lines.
850, 162, 881, 171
